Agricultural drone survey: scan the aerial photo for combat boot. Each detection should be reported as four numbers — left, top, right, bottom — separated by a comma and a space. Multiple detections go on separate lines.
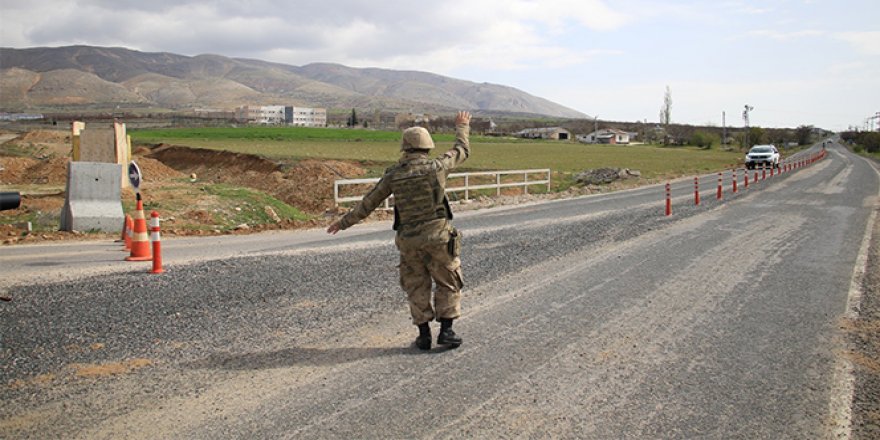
415, 323, 432, 350
437, 318, 462, 348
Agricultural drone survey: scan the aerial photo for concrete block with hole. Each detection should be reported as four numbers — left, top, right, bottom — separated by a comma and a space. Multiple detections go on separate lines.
60, 162, 124, 232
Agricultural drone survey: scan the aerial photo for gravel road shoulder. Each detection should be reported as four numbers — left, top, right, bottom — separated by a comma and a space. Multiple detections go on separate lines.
847, 156, 880, 439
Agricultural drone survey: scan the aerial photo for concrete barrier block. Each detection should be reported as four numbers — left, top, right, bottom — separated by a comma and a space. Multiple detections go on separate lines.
60, 162, 124, 233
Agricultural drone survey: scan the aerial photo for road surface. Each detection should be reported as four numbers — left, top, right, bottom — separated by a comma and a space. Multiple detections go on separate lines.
1, 141, 877, 439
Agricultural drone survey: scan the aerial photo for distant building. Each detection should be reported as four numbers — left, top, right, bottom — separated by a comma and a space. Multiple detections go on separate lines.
395, 112, 438, 129
235, 105, 327, 127
516, 127, 571, 140
193, 108, 235, 120
395, 112, 496, 134
234, 105, 262, 123
260, 105, 287, 125
289, 107, 327, 127
471, 118, 497, 134
578, 129, 631, 144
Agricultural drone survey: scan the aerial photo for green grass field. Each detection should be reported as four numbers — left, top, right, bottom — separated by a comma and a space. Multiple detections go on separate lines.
132, 126, 746, 182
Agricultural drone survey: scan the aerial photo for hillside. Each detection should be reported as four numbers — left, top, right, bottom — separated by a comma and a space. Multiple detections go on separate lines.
0, 45, 587, 118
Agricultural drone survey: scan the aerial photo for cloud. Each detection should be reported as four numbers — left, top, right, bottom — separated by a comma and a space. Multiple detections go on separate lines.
745, 29, 826, 41
0, 0, 628, 72
721, 1, 773, 15
836, 31, 880, 55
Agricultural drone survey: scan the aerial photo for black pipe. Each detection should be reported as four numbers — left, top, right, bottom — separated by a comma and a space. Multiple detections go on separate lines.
0, 192, 22, 211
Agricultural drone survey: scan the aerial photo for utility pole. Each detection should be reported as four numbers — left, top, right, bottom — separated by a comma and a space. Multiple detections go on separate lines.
743, 105, 754, 148
593, 116, 599, 143
869, 112, 880, 131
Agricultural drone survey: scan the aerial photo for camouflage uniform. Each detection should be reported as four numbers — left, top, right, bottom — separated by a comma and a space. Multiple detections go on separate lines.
335, 122, 470, 326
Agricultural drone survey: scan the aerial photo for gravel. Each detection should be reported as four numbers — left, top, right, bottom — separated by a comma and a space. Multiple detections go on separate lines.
848, 210, 880, 440
1, 189, 722, 388
1, 166, 878, 438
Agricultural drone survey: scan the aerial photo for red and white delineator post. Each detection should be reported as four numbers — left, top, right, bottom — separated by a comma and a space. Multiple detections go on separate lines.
149, 211, 164, 274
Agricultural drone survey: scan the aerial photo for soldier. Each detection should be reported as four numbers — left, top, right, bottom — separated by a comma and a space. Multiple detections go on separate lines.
327, 111, 471, 350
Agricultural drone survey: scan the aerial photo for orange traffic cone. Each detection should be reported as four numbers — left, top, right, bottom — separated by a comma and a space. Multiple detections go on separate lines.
126, 199, 152, 261
123, 215, 133, 251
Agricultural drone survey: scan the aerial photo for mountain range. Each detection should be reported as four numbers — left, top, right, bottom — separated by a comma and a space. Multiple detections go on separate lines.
0, 45, 587, 118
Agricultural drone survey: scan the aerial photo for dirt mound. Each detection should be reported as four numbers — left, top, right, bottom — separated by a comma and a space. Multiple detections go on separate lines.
148, 145, 281, 178
0, 156, 69, 185
146, 146, 368, 213
0, 130, 73, 159
212, 159, 368, 213
26, 157, 70, 185
134, 156, 184, 181
271, 159, 368, 212
20, 130, 70, 144
0, 157, 37, 184
1, 154, 177, 187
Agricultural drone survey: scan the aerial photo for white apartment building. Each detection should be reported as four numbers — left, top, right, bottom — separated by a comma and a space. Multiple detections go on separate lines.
291, 107, 327, 127
259, 106, 287, 125
235, 105, 327, 127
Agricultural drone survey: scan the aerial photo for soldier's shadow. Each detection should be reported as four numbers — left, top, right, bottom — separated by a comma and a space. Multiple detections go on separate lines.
189, 346, 426, 371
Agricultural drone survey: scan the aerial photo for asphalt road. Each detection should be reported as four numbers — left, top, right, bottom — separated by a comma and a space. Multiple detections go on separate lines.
1, 142, 877, 439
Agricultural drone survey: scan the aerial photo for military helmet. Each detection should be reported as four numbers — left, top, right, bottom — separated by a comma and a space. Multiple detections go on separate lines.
400, 126, 435, 151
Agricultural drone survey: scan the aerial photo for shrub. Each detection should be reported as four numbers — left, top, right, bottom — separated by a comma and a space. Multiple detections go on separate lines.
689, 130, 719, 149
859, 132, 880, 153
843, 131, 880, 153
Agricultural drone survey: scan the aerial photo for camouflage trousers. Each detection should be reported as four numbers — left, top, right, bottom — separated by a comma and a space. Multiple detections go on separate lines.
395, 224, 463, 325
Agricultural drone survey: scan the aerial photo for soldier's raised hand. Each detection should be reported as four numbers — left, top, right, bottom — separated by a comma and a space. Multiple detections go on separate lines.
455, 111, 471, 126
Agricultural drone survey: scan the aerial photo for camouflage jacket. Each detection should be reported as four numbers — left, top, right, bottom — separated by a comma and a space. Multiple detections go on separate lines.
337, 123, 470, 232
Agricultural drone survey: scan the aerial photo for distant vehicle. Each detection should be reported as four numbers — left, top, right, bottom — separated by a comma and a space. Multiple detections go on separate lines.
745, 144, 780, 169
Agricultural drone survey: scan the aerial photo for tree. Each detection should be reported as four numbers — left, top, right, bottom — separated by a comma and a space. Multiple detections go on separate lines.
863, 132, 880, 153
658, 86, 672, 145
689, 130, 719, 149
848, 131, 880, 153
347, 108, 358, 127
795, 125, 814, 145
659, 86, 672, 128
740, 127, 765, 148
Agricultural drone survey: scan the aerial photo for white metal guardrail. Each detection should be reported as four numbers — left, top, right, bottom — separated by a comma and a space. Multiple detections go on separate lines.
334, 169, 551, 208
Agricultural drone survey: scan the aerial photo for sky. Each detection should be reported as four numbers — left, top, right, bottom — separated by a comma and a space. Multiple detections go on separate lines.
1, 0, 878, 130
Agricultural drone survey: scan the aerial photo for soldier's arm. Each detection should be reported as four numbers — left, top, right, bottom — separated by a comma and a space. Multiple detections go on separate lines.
438, 111, 471, 170
329, 177, 392, 233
